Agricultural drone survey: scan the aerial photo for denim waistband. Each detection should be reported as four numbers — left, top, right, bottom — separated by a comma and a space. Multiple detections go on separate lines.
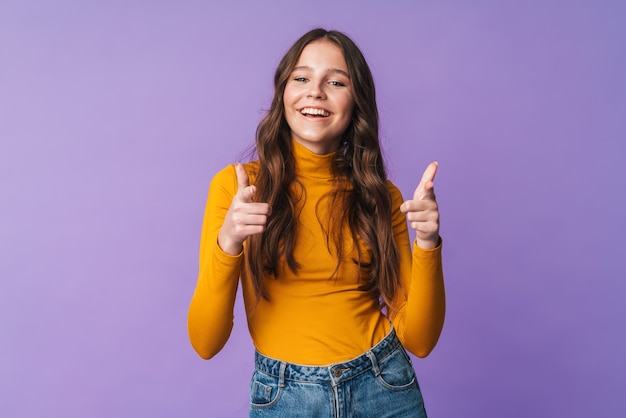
254, 327, 402, 386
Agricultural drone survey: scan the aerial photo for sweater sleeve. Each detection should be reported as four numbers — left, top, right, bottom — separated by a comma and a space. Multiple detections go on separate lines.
386, 181, 446, 358
187, 165, 244, 359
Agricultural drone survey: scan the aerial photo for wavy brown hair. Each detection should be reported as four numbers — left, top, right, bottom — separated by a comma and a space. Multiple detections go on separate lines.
246, 28, 400, 307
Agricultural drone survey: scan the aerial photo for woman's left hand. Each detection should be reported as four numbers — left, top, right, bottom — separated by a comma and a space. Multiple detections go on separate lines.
400, 162, 440, 250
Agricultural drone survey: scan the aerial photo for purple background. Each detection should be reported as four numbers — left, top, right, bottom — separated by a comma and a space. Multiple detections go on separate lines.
1, 1, 624, 417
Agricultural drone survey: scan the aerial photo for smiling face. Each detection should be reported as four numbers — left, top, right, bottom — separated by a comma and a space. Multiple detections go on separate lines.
283, 40, 355, 155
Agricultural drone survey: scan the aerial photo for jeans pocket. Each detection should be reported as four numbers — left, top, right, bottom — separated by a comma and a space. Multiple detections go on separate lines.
250, 370, 283, 409
375, 346, 417, 391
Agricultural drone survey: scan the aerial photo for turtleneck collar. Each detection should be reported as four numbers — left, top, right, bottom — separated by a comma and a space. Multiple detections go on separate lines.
292, 140, 337, 179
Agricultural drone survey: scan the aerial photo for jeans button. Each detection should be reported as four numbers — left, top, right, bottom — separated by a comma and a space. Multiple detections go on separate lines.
333, 368, 343, 377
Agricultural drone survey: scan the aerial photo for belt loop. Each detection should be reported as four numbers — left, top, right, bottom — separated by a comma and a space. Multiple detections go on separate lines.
278, 361, 287, 388
366, 350, 381, 377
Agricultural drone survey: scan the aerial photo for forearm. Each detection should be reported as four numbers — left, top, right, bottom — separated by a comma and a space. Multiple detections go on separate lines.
187, 241, 243, 359
391, 241, 445, 358
401, 241, 445, 357
188, 165, 243, 359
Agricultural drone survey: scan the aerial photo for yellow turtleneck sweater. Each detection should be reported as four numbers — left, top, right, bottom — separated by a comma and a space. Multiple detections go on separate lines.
188, 141, 445, 364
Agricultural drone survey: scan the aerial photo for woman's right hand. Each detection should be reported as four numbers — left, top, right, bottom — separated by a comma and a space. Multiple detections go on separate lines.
217, 163, 271, 255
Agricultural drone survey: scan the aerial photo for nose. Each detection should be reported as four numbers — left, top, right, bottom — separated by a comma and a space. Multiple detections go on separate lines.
306, 80, 326, 99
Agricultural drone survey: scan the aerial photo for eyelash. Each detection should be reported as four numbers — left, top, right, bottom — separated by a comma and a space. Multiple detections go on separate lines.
292, 77, 346, 87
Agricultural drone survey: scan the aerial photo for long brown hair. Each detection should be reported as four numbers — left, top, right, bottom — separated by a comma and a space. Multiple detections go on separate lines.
247, 28, 400, 307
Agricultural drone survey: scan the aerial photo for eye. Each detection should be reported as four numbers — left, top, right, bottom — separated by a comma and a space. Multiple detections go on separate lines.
329, 80, 346, 87
293, 76, 308, 82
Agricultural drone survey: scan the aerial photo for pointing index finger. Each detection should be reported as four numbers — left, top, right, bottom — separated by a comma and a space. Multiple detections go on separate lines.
413, 161, 439, 201
235, 163, 250, 191
419, 161, 438, 186
235, 163, 255, 202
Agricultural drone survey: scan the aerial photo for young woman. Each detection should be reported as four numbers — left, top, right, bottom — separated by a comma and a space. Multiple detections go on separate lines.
188, 28, 445, 417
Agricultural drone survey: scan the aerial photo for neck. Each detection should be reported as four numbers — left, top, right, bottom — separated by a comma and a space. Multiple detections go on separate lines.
292, 139, 337, 179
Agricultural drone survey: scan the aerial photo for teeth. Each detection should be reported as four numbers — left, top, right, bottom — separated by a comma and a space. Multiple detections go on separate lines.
300, 107, 330, 117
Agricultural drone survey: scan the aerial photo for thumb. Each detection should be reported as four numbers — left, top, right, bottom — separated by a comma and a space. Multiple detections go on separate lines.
413, 161, 438, 201
235, 163, 254, 202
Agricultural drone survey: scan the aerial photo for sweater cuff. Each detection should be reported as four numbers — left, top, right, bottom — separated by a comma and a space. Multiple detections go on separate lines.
204, 240, 244, 290
214, 238, 245, 260
412, 237, 443, 258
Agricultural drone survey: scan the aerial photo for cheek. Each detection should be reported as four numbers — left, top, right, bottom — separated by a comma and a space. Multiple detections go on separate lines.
283, 84, 300, 106
340, 103, 355, 132
340, 92, 355, 114
341, 97, 355, 122
282, 91, 297, 128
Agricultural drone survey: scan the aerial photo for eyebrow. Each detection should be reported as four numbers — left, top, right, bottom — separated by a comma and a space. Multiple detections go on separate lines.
292, 66, 350, 79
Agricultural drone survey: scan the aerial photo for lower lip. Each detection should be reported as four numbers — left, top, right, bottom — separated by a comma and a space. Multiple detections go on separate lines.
300, 113, 331, 120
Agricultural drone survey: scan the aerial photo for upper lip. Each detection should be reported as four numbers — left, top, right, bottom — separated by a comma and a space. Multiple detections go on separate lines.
299, 106, 332, 116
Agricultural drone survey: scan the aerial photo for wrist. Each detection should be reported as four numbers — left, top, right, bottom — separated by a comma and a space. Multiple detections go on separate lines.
217, 234, 244, 256
415, 236, 440, 250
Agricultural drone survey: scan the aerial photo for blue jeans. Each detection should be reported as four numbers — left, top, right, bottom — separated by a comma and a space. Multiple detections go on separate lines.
249, 328, 427, 417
